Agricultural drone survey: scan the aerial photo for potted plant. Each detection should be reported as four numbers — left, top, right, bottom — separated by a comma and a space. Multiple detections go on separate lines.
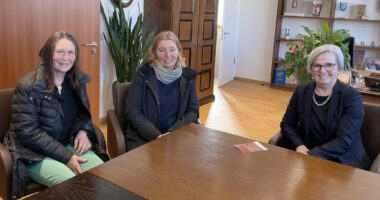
101, 2, 155, 83
283, 22, 352, 84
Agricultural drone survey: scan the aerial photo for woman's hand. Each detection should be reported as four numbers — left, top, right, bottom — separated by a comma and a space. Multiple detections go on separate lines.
296, 145, 309, 155
74, 130, 92, 155
67, 155, 87, 175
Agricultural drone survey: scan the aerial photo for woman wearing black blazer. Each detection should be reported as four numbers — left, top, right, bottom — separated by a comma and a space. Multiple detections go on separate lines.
280, 44, 371, 169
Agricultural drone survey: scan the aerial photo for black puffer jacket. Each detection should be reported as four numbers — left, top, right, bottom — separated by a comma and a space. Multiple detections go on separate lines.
3, 65, 103, 198
124, 63, 199, 150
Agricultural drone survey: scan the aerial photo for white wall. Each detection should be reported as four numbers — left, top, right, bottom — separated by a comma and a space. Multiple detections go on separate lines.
234, 0, 278, 82
99, 0, 143, 119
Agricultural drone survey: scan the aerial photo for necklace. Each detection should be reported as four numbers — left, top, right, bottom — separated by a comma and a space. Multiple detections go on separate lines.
312, 92, 331, 106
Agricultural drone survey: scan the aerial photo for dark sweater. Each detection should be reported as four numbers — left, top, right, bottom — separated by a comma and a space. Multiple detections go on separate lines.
53, 78, 81, 145
157, 78, 180, 133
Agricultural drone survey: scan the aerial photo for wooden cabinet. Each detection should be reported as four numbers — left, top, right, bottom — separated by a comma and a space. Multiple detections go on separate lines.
271, 0, 380, 90
144, 0, 218, 104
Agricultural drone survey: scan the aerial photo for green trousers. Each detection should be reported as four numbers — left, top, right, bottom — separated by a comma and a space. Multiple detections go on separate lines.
27, 145, 103, 187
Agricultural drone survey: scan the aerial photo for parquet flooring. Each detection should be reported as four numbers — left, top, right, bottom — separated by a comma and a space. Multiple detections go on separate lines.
199, 80, 292, 142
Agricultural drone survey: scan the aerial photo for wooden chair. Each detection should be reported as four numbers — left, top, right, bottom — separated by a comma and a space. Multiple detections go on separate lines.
268, 102, 380, 173
107, 82, 130, 159
0, 88, 108, 200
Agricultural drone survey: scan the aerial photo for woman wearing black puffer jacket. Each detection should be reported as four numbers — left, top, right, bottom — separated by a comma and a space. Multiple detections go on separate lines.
124, 31, 199, 151
3, 31, 106, 199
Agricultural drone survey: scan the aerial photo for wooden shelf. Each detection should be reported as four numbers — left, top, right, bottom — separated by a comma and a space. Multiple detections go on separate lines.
333, 18, 380, 23
282, 15, 330, 20
271, 0, 380, 86
273, 59, 285, 64
355, 45, 380, 51
277, 38, 301, 42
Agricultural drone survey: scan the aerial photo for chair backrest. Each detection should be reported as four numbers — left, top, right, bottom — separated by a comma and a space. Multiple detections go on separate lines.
0, 88, 14, 142
361, 102, 380, 161
112, 82, 131, 126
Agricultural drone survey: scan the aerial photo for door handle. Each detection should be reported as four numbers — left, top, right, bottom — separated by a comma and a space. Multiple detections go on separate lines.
83, 41, 98, 54
223, 32, 230, 36
84, 41, 98, 46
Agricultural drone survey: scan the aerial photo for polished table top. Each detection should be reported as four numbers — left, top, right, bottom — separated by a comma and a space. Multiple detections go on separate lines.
25, 172, 146, 200
89, 124, 380, 200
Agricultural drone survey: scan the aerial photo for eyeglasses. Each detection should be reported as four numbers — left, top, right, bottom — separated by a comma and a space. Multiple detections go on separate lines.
54, 49, 75, 58
311, 63, 336, 72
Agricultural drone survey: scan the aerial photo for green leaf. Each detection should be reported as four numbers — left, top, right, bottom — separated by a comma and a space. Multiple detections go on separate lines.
100, 2, 155, 82
283, 22, 352, 84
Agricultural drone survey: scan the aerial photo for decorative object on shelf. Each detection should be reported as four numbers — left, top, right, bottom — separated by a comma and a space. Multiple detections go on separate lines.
354, 49, 365, 70
292, 0, 297, 8
371, 41, 375, 47
360, 41, 365, 45
337, 2, 348, 18
284, 27, 291, 40
100, 2, 155, 83
284, 0, 304, 16
361, 9, 369, 20
364, 57, 380, 72
283, 22, 352, 84
356, 4, 367, 19
274, 68, 286, 85
339, 2, 348, 11
312, 0, 323, 16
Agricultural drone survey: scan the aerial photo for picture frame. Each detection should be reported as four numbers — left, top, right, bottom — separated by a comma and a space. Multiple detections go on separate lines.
364, 57, 380, 72
356, 4, 367, 19
312, 0, 324, 17
284, 0, 305, 16
354, 49, 365, 70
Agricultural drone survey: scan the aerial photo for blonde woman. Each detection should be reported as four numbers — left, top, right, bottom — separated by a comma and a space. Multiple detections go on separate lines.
124, 31, 199, 150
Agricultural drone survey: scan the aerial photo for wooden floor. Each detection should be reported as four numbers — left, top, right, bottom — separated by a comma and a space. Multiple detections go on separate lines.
199, 80, 292, 142
100, 79, 292, 143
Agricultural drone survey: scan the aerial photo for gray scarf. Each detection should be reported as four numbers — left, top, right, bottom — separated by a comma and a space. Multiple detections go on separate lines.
152, 63, 182, 84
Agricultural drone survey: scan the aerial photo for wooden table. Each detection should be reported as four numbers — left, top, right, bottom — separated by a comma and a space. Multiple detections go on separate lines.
88, 124, 380, 200
25, 172, 146, 200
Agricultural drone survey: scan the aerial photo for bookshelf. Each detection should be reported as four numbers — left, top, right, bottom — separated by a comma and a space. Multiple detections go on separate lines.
271, 0, 380, 89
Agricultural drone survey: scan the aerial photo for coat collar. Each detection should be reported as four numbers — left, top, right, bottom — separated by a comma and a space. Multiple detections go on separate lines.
33, 65, 89, 92
326, 80, 345, 125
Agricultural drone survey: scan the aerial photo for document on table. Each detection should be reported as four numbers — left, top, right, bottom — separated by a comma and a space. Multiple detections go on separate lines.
235, 141, 268, 154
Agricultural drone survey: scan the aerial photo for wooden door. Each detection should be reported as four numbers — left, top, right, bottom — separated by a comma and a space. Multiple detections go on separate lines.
172, 0, 199, 73
0, 0, 100, 124
173, 0, 218, 104
144, 0, 218, 104
196, 0, 218, 102
172, 0, 200, 97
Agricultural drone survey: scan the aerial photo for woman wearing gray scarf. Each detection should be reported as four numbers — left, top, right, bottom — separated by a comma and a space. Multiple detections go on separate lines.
124, 31, 199, 151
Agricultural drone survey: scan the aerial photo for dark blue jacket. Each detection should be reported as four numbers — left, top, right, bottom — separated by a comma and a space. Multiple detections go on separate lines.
124, 63, 199, 150
281, 80, 371, 169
